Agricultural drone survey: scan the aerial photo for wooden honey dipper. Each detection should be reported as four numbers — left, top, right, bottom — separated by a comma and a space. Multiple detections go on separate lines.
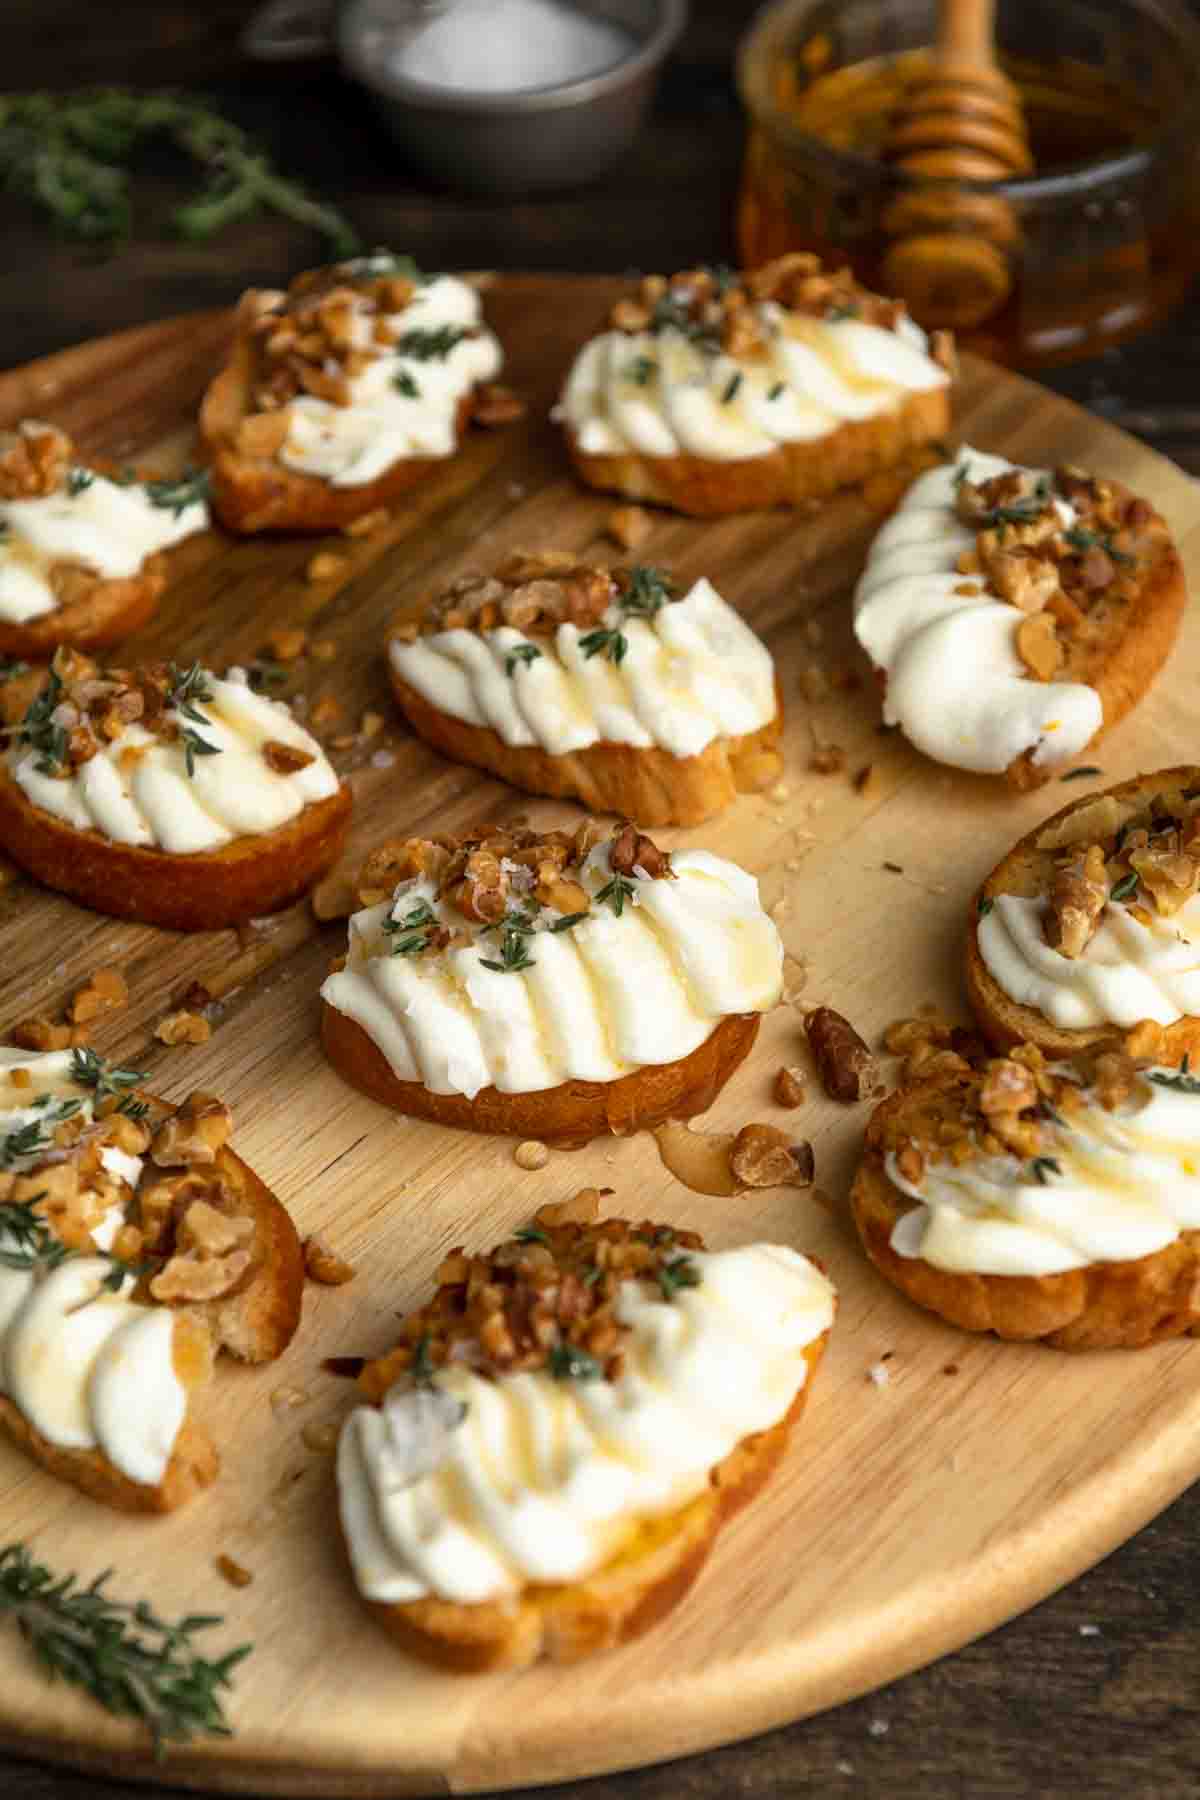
880, 0, 1032, 332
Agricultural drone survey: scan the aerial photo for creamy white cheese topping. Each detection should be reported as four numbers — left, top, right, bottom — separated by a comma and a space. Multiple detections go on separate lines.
10, 671, 340, 854
321, 839, 783, 1098
889, 1066, 1200, 1276
279, 275, 502, 487
0, 471, 207, 624
558, 304, 947, 463
978, 890, 1200, 1030
388, 576, 776, 758
337, 1242, 835, 1605
0, 1047, 181, 1488
853, 448, 1100, 775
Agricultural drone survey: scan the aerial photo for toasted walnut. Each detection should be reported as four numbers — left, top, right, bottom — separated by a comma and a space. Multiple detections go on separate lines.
303, 1233, 356, 1285
68, 967, 128, 1025
1128, 833, 1200, 918
151, 1092, 233, 1166
979, 1058, 1038, 1116
1091, 1050, 1138, 1110
730, 1123, 814, 1189
307, 553, 347, 585
774, 1066, 806, 1108
0, 420, 74, 500
1044, 844, 1108, 958
262, 739, 315, 775
472, 383, 526, 426
1125, 1019, 1168, 1062
446, 846, 509, 923
178, 1200, 254, 1257
608, 823, 672, 880
9, 1017, 72, 1052
1015, 611, 1062, 680
155, 1010, 212, 1047
806, 1007, 877, 1102
990, 548, 1062, 618
151, 1246, 253, 1303
216, 1555, 254, 1590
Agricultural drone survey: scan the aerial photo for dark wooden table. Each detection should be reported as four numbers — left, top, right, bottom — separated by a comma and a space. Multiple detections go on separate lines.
4, 4, 1200, 1797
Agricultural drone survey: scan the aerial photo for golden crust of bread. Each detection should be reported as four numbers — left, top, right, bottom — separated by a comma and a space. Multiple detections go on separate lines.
387, 665, 784, 827
198, 340, 477, 534
0, 1399, 219, 1516
851, 1069, 1200, 1350
1003, 522, 1186, 792
0, 764, 352, 931
321, 1002, 761, 1146
0, 562, 163, 662
356, 1333, 827, 1672
204, 1144, 306, 1365
966, 764, 1200, 1061
563, 384, 951, 517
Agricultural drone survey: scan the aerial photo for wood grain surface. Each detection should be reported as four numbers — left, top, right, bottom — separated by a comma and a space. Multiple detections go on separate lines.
0, 277, 1197, 1797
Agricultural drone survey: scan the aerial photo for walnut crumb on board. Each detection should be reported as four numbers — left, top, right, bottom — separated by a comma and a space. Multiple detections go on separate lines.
155, 1010, 211, 1047
307, 552, 348, 584
69, 967, 128, 1024
806, 1007, 878, 1101
265, 625, 307, 662
215, 1555, 254, 1590
304, 1235, 356, 1285
606, 504, 653, 549
774, 1066, 806, 1108
729, 1123, 814, 1188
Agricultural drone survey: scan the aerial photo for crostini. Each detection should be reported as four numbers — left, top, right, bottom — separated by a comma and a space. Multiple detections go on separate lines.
556, 255, 953, 517
851, 1040, 1200, 1349
0, 651, 351, 931
387, 553, 782, 826
0, 421, 208, 660
320, 819, 782, 1144
0, 1044, 303, 1511
853, 449, 1185, 787
199, 251, 505, 534
338, 1187, 835, 1670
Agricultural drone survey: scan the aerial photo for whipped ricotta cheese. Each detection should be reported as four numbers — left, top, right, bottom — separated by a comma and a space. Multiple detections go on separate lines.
321, 840, 783, 1097
853, 448, 1100, 775
388, 576, 776, 758
0, 471, 208, 625
978, 890, 1200, 1030
889, 1066, 1200, 1276
11, 671, 341, 854
338, 1243, 836, 1605
558, 305, 947, 463
279, 274, 502, 486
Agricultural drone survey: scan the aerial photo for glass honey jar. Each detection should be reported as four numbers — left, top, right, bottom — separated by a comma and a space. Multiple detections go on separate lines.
736, 0, 1200, 367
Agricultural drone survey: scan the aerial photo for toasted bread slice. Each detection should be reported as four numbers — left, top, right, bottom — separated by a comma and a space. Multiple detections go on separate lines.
967, 766, 1200, 1062
341, 1194, 834, 1669
0, 1391, 219, 1516
0, 561, 162, 662
851, 1054, 1200, 1350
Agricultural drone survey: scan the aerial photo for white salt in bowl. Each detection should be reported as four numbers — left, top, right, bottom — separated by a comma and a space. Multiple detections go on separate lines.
336, 0, 688, 194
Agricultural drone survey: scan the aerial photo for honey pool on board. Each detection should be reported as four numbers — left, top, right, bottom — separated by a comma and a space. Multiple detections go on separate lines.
738, 46, 1200, 365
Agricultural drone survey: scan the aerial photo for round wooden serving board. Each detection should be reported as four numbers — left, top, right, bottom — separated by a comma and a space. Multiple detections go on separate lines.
0, 277, 1198, 1797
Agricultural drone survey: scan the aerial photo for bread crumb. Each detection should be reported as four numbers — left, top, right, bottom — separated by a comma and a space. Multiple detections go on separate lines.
342, 507, 389, 538
69, 966, 128, 1024
606, 504, 652, 549
307, 552, 348, 584
371, 748, 396, 770
155, 1010, 211, 1047
514, 1139, 549, 1171
265, 625, 308, 662
304, 1234, 356, 1285
310, 638, 337, 662
867, 1361, 891, 1387
215, 1555, 254, 1590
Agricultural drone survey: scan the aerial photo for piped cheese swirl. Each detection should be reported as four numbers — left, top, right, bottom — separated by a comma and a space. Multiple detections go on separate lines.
978, 891, 1200, 1030
388, 577, 777, 758
853, 449, 1100, 774
338, 1243, 835, 1605
0, 1047, 182, 1488
279, 275, 502, 487
0, 473, 208, 624
889, 1066, 1200, 1276
10, 672, 340, 855
559, 307, 948, 462
321, 841, 783, 1097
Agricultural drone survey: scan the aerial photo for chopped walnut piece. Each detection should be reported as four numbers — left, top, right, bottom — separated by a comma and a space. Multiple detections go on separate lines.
262, 739, 315, 775
1092, 1050, 1138, 1110
607, 505, 653, 550
0, 420, 74, 500
304, 1234, 356, 1285
979, 1058, 1038, 1116
1015, 611, 1062, 680
151, 1092, 233, 1167
806, 1007, 877, 1102
68, 967, 128, 1025
265, 626, 308, 662
774, 1066, 806, 1108
730, 1123, 814, 1189
608, 822, 672, 880
307, 552, 347, 584
1125, 1019, 1168, 1062
155, 1010, 212, 1047
895, 1142, 926, 1184
472, 383, 526, 426
1128, 834, 1200, 918
216, 1555, 254, 1590
9, 1017, 72, 1052
1044, 844, 1108, 958
311, 694, 342, 732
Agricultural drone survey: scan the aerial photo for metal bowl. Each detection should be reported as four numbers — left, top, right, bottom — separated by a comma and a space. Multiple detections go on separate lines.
336, 0, 688, 195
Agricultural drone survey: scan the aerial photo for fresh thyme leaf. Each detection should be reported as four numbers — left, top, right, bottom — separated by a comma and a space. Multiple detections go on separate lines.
479, 923, 535, 974
625, 355, 656, 386
978, 896, 994, 917
578, 625, 627, 666
979, 491, 1050, 529
165, 661, 214, 724
826, 302, 860, 322
1061, 766, 1103, 782
1147, 1066, 1200, 1095
15, 669, 66, 774
656, 1255, 701, 1300
549, 1342, 604, 1381
246, 659, 289, 691
1109, 870, 1140, 904
66, 467, 95, 497
69, 1046, 145, 1107
180, 726, 221, 780
505, 644, 542, 676
144, 467, 210, 517
392, 369, 420, 399
0, 658, 28, 681
0, 1196, 67, 1271
1030, 1156, 1062, 1184
0, 1544, 250, 1753
768, 381, 785, 400
396, 325, 471, 361
595, 874, 636, 916
513, 1226, 550, 1246
382, 899, 437, 958
1064, 525, 1135, 566
722, 371, 742, 404
620, 564, 674, 619
549, 910, 589, 932
0, 88, 357, 257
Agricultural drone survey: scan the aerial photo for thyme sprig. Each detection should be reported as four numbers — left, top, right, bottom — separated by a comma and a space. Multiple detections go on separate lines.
396, 325, 471, 361
620, 564, 674, 620
382, 899, 438, 957
480, 909, 537, 974
625, 355, 656, 386
656, 1255, 702, 1300
144, 467, 210, 517
165, 662, 214, 724
69, 1047, 148, 1119
1030, 1156, 1062, 1185
1064, 524, 1135, 567
549, 1341, 604, 1381
578, 625, 628, 666
1110, 870, 1140, 904
595, 874, 637, 916
66, 467, 95, 497
0, 89, 356, 256
0, 1095, 81, 1168
15, 668, 67, 775
0, 1544, 250, 1754
0, 1197, 71, 1274
180, 728, 221, 780
505, 644, 542, 676
1147, 1054, 1200, 1095
392, 369, 420, 399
